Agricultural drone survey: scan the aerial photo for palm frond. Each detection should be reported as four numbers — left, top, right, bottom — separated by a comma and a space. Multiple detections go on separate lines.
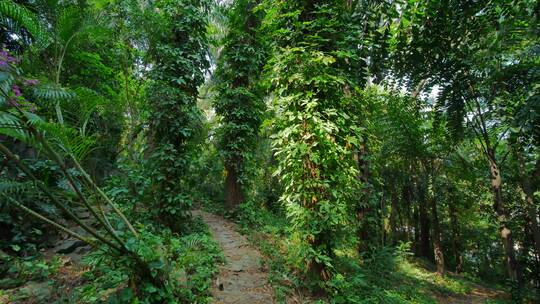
57, 6, 83, 42
0, 111, 37, 145
70, 87, 105, 121
0, 0, 49, 46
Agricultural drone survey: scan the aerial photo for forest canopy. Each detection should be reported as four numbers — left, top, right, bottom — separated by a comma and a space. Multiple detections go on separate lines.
0, 0, 538, 303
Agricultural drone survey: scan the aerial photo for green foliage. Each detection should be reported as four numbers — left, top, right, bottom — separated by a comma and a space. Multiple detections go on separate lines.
262, 0, 362, 283
212, 0, 266, 207
1, 254, 62, 284
77, 225, 222, 303
143, 0, 211, 227
19, 0, 127, 180
32, 85, 75, 101
1, 0, 539, 303
187, 138, 226, 211
0, 0, 49, 47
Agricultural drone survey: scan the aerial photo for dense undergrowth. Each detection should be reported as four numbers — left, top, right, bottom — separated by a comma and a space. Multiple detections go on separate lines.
1, 0, 539, 303
227, 200, 521, 304
0, 175, 223, 303
1, 167, 224, 303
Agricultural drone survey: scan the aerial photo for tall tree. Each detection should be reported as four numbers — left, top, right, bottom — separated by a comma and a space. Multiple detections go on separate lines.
145, 0, 210, 228
389, 0, 538, 290
213, 0, 265, 210
263, 0, 362, 282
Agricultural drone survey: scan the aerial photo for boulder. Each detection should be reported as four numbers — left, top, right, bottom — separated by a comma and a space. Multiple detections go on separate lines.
54, 239, 86, 254
17, 281, 52, 301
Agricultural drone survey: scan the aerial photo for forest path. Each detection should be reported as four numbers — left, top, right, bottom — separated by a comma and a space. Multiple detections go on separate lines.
435, 285, 507, 304
192, 210, 274, 304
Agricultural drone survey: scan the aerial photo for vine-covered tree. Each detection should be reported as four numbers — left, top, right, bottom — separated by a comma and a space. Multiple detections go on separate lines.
263, 0, 363, 282
145, 0, 210, 228
213, 0, 265, 210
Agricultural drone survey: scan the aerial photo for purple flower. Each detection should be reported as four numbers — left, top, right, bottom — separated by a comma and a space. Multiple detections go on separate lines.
0, 49, 19, 65
6, 55, 17, 63
12, 85, 21, 97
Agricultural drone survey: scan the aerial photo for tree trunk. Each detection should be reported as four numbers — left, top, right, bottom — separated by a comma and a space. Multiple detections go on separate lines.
429, 175, 444, 275
517, 155, 540, 260
389, 189, 399, 244
488, 152, 520, 282
355, 142, 370, 250
407, 184, 421, 255
224, 162, 244, 210
449, 203, 463, 273
418, 181, 432, 259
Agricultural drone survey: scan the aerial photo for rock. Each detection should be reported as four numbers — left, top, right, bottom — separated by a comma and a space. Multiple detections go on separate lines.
54, 239, 86, 254
72, 226, 87, 236
67, 245, 92, 263
17, 281, 52, 301
74, 245, 92, 254
196, 210, 274, 304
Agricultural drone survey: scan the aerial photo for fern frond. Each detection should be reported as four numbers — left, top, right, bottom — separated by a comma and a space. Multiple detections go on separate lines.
0, 71, 15, 106
68, 87, 105, 131
0, 180, 35, 195
0, 109, 96, 161
32, 84, 76, 102
36, 120, 97, 161
181, 234, 204, 249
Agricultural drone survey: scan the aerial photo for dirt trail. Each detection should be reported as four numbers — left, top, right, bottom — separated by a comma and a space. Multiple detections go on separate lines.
192, 210, 274, 304
435, 285, 508, 304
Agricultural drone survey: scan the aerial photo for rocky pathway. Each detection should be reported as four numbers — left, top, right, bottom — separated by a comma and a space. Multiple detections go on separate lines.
192, 210, 274, 304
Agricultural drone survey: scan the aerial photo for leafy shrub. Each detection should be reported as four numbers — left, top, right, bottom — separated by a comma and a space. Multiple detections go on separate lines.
77, 224, 222, 303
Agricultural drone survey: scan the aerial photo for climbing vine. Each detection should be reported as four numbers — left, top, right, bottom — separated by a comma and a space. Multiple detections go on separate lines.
212, 0, 266, 209
262, 0, 363, 283
145, 0, 211, 228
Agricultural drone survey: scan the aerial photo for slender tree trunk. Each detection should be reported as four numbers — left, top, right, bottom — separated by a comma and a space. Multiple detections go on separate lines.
407, 183, 421, 255
516, 156, 540, 295
419, 203, 431, 259
418, 181, 432, 259
487, 150, 520, 282
429, 172, 444, 275
449, 203, 463, 273
355, 142, 370, 250
380, 193, 386, 246
389, 189, 399, 244
517, 155, 540, 259
224, 162, 244, 210
469, 97, 521, 285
